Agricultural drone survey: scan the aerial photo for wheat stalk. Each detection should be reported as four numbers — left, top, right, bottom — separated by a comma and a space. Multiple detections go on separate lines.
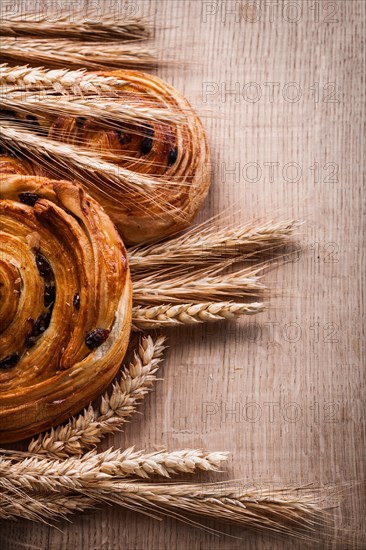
0, 12, 151, 41
0, 476, 323, 537
132, 301, 265, 329
0, 38, 157, 69
0, 64, 126, 94
90, 481, 322, 537
28, 336, 166, 458
1, 90, 182, 127
0, 121, 184, 212
91, 481, 322, 537
132, 263, 266, 305
129, 219, 296, 273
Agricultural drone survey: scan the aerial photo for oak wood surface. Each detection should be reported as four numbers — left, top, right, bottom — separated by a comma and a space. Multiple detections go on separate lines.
0, 0, 365, 548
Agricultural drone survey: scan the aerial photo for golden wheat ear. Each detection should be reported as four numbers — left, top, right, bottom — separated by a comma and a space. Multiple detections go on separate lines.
128, 218, 297, 272
2, 91, 183, 127
0, 11, 152, 41
0, 121, 181, 199
0, 468, 325, 540
132, 302, 266, 329
0, 64, 127, 93
0, 38, 159, 70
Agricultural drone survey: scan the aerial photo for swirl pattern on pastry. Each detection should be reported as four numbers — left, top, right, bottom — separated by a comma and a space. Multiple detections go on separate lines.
0, 159, 132, 442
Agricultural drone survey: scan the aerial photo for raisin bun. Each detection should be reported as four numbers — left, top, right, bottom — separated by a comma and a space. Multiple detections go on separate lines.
0, 158, 132, 442
12, 70, 211, 245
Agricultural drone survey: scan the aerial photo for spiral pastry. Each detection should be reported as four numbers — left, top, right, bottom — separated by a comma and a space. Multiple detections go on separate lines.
6, 69, 211, 244
0, 158, 132, 443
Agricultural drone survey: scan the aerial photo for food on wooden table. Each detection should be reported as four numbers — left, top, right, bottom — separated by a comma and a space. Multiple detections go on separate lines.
0, 14, 319, 540
1, 67, 211, 245
0, 159, 132, 442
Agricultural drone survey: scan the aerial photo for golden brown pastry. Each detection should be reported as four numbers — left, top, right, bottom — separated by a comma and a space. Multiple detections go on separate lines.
92, 70, 211, 245
0, 158, 132, 442
5, 69, 211, 245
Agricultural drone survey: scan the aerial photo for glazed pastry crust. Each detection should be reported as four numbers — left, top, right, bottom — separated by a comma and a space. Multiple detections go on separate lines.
93, 70, 211, 244
0, 160, 132, 442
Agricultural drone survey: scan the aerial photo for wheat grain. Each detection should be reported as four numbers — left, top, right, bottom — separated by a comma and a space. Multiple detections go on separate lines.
132, 301, 265, 329
129, 219, 296, 273
132, 263, 266, 305
0, 12, 151, 41
28, 336, 166, 458
0, 38, 157, 70
0, 64, 126, 94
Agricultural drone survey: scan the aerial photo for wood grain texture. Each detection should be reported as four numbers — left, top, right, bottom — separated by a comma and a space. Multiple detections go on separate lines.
0, 0, 365, 548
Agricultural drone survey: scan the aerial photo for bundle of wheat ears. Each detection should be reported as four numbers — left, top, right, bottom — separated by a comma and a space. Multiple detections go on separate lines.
0, 10, 328, 540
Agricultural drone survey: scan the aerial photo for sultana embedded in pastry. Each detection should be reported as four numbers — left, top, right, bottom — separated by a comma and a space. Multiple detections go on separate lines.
0, 164, 132, 443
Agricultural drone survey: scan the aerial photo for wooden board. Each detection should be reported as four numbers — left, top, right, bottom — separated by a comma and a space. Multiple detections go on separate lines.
1, 0, 365, 548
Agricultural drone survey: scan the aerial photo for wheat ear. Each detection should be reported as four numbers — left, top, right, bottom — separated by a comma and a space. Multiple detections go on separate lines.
28, 336, 166, 458
132, 301, 265, 329
1, 448, 228, 488
0, 38, 157, 70
129, 219, 296, 273
0, 121, 185, 212
0, 477, 322, 537
89, 481, 322, 538
2, 90, 182, 127
132, 263, 266, 305
0, 13, 151, 41
0, 64, 126, 94
0, 490, 94, 521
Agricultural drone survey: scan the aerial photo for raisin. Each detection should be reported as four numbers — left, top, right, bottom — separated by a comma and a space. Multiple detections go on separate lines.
32, 313, 51, 336
44, 284, 56, 307
25, 312, 51, 348
0, 352, 20, 370
117, 131, 132, 145
140, 137, 153, 155
167, 147, 178, 166
35, 252, 52, 278
19, 192, 39, 206
85, 328, 110, 350
76, 117, 87, 128
25, 335, 38, 349
73, 292, 80, 310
